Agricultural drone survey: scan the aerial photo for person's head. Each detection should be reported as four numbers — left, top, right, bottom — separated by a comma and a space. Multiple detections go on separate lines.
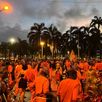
56, 62, 61, 69
39, 67, 48, 77
67, 69, 77, 80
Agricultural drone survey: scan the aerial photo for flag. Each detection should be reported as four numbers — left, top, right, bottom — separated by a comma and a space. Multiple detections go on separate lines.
69, 50, 77, 62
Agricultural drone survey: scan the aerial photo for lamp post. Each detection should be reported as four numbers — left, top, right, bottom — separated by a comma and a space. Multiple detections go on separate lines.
40, 41, 45, 59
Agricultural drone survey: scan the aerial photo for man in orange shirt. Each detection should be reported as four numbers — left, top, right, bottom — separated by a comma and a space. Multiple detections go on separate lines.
8, 63, 13, 87
83, 60, 89, 71
57, 69, 82, 102
14, 61, 23, 97
95, 59, 102, 70
78, 60, 84, 70
30, 67, 49, 102
65, 59, 71, 70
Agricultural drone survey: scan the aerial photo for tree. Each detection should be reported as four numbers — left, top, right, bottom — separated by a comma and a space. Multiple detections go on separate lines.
90, 16, 102, 29
28, 23, 45, 44
0, 42, 9, 59
28, 23, 45, 54
88, 26, 101, 57
68, 26, 89, 57
48, 24, 62, 57
89, 16, 102, 57
40, 26, 52, 57
61, 29, 71, 56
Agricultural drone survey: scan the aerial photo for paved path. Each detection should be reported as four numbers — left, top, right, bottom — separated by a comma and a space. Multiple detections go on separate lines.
16, 91, 31, 102
24, 91, 31, 102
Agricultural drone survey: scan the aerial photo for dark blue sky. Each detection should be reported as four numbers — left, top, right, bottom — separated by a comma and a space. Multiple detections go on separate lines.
0, 0, 102, 42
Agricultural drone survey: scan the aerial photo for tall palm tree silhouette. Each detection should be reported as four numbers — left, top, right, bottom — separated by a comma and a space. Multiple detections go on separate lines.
90, 16, 102, 29
27, 23, 50, 57
48, 24, 62, 57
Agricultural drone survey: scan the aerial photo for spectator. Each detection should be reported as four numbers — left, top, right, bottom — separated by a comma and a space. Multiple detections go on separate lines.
57, 69, 82, 102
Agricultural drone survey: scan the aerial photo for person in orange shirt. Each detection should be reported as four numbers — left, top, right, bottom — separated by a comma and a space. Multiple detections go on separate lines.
30, 67, 49, 102
55, 62, 62, 83
83, 60, 89, 71
14, 61, 23, 79
78, 60, 84, 70
64, 59, 71, 71
95, 59, 102, 70
25, 63, 35, 83
50, 66, 58, 92
0, 75, 7, 102
14, 62, 28, 102
57, 69, 82, 102
13, 61, 23, 97
76, 68, 82, 81
14, 60, 28, 101
8, 63, 13, 87
24, 62, 37, 102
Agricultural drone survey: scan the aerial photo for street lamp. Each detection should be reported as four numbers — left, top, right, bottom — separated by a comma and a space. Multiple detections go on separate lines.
8, 38, 16, 60
40, 41, 45, 59
9, 38, 16, 44
4, 6, 9, 10
0, 5, 9, 12
0, 1, 13, 13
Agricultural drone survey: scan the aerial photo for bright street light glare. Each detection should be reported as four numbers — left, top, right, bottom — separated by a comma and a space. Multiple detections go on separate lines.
4, 6, 9, 10
9, 38, 16, 44
0, 1, 13, 13
40, 41, 45, 46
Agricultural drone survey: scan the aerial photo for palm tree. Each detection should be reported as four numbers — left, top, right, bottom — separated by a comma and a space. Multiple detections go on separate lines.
9, 38, 30, 59
48, 24, 62, 57
90, 16, 102, 29
69, 26, 79, 56
28, 23, 45, 44
79, 26, 89, 57
68, 26, 89, 57
88, 26, 101, 57
0, 42, 9, 59
27, 23, 50, 56
61, 30, 71, 56
40, 26, 52, 57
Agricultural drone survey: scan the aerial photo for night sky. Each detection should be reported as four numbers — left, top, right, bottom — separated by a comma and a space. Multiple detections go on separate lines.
0, 0, 102, 42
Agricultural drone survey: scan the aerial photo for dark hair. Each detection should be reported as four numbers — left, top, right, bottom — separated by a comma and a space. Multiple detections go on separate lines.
67, 69, 77, 80
20, 74, 24, 77
22, 64, 28, 70
40, 69, 48, 77
37, 62, 42, 72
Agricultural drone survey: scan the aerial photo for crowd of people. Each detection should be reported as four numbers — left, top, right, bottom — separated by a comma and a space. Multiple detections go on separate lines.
0, 57, 102, 102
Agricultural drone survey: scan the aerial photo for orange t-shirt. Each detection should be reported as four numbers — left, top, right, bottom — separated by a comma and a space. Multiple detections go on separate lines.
34, 75, 49, 94
95, 62, 102, 70
25, 65, 35, 82
32, 75, 49, 102
78, 62, 84, 69
65, 61, 71, 70
14, 64, 22, 79
83, 62, 89, 71
57, 78, 81, 102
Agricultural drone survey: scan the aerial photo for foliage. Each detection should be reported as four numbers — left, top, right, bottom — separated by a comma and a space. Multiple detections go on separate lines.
27, 16, 102, 58
0, 16, 102, 58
